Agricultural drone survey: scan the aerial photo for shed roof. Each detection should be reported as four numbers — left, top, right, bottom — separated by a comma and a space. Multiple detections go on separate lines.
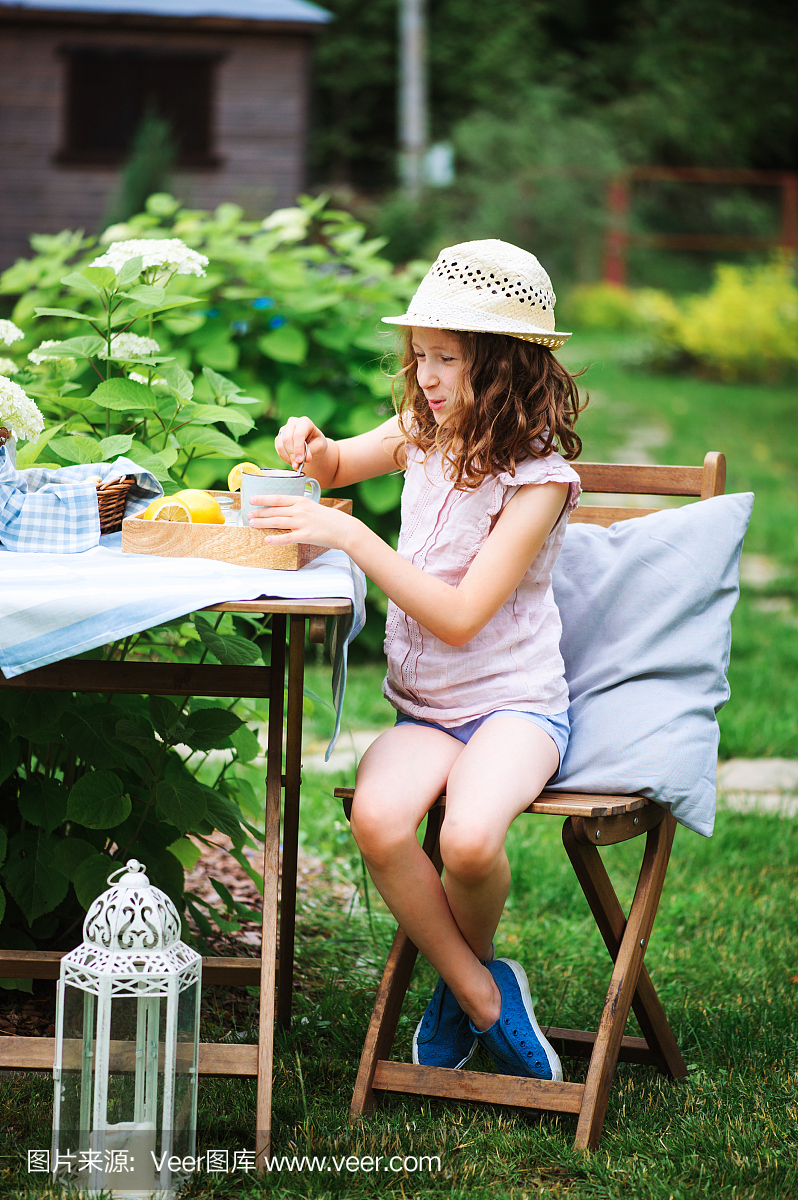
0, 0, 330, 23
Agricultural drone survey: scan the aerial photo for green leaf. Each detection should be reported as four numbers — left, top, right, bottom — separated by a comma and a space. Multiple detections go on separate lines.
91, 378, 158, 411
182, 707, 244, 751
167, 837, 202, 870
193, 616, 262, 666
61, 271, 103, 295
52, 837, 97, 881
276, 380, 335, 428
202, 367, 242, 399
201, 788, 245, 842
3, 830, 68, 923
282, 289, 339, 313
73, 854, 115, 910
99, 433, 134, 458
149, 696, 182, 739
155, 779, 207, 835
17, 777, 69, 836
122, 284, 166, 307
117, 256, 143, 287
196, 338, 239, 371
258, 324, 308, 364
181, 403, 254, 432
0, 827, 7, 870
60, 703, 130, 770
125, 444, 178, 480
33, 307, 103, 322
82, 266, 117, 290
358, 473, 404, 514
0, 691, 70, 743
360, 367, 394, 398
162, 361, 194, 402
115, 717, 159, 758
37, 335, 105, 359
230, 724, 261, 763
0, 739, 19, 786
174, 425, 242, 457
14, 422, 66, 468
50, 434, 103, 465
347, 406, 386, 436
67, 771, 131, 830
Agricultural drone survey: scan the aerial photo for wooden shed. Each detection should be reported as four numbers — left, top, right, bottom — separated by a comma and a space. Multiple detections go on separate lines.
0, 0, 330, 267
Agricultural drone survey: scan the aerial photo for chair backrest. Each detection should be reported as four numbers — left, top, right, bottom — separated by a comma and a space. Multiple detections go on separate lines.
570, 452, 726, 527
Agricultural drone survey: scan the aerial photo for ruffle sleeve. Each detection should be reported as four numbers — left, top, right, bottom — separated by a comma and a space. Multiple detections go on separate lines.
476, 452, 581, 542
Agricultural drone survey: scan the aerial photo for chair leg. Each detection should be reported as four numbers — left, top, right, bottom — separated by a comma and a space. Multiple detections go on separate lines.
562, 814, 687, 1082
566, 814, 684, 1150
350, 804, 444, 1118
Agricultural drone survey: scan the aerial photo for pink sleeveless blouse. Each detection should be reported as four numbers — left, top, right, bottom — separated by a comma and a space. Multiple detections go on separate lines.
382, 445, 581, 726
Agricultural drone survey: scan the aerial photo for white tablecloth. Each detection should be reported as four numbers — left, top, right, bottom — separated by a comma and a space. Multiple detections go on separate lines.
0, 535, 367, 758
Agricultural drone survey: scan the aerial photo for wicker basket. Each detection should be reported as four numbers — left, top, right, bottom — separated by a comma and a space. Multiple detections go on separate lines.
97, 475, 135, 534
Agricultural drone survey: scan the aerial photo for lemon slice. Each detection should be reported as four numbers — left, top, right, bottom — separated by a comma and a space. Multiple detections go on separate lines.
151, 499, 192, 523
227, 462, 262, 492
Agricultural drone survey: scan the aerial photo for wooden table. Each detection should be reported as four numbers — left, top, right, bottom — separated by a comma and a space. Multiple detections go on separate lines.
0, 595, 353, 1165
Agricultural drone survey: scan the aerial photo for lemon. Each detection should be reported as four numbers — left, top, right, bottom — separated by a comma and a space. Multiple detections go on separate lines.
152, 500, 192, 523
172, 489, 225, 524
141, 491, 224, 524
227, 462, 262, 492
141, 495, 174, 519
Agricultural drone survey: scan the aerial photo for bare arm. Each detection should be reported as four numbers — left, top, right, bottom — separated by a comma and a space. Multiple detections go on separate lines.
249, 479, 570, 647
275, 413, 406, 488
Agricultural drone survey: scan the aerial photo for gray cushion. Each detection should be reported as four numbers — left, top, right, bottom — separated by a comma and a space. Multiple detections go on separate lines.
550, 492, 754, 836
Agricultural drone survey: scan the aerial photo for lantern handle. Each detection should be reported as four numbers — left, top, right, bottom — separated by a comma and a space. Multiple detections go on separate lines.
106, 859, 150, 888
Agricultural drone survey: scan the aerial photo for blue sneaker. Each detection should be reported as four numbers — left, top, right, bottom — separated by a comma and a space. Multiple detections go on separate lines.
470, 958, 563, 1081
412, 977, 478, 1070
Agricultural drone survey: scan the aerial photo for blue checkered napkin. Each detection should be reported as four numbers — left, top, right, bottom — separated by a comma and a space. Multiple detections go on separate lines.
0, 448, 163, 554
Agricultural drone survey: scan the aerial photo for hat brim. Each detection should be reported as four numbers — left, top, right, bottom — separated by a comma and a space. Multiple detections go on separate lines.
382, 306, 572, 350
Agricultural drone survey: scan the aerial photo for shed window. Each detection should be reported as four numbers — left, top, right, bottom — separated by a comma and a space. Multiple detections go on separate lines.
59, 48, 219, 167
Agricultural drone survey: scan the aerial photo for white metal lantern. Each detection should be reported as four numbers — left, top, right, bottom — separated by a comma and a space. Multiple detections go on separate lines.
51, 860, 201, 1199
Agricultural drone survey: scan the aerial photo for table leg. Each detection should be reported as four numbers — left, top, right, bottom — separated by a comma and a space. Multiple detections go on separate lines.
255, 614, 286, 1168
278, 615, 306, 1028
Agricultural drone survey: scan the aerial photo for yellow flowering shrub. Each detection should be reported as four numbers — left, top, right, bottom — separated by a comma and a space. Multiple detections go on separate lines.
566, 260, 798, 382
676, 258, 798, 382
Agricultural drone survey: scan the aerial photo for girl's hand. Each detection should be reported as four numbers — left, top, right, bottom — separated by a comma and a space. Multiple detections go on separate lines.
275, 417, 328, 472
247, 494, 352, 551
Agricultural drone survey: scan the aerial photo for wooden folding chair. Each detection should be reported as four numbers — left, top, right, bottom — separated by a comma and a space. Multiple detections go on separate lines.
334, 451, 726, 1150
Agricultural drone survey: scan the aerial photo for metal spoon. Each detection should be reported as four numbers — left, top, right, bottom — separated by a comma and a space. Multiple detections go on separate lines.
296, 441, 308, 476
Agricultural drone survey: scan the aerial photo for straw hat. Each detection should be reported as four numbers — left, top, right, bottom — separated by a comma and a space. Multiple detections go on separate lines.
382, 239, 571, 349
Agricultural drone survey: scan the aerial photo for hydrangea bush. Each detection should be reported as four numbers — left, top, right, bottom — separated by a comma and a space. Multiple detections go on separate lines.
0, 194, 418, 969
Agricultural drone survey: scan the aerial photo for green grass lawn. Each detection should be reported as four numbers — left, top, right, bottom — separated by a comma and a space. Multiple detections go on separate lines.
4, 798, 796, 1199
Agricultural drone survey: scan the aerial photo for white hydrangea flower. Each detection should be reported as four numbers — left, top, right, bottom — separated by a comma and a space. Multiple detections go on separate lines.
130, 371, 167, 387
0, 376, 45, 442
100, 333, 161, 360
0, 320, 24, 346
92, 237, 208, 277
28, 339, 77, 371
0, 358, 19, 375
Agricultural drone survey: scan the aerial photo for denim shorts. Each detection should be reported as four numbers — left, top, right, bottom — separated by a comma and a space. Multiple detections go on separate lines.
394, 708, 570, 780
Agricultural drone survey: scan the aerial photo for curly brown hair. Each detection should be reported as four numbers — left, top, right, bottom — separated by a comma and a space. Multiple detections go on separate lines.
392, 329, 587, 490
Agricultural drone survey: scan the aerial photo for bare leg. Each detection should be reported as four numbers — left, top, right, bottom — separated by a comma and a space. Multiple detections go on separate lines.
351, 726, 498, 1026
440, 718, 560, 983
351, 718, 558, 1032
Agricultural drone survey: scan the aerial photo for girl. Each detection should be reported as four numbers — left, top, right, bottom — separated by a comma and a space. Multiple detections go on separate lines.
249, 240, 583, 1081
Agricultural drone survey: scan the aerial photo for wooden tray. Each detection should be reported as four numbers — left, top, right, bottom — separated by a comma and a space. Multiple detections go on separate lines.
121, 494, 352, 571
